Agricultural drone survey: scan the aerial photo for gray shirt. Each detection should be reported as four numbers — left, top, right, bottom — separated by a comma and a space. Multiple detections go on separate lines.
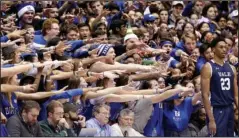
131, 98, 153, 134
6, 114, 43, 137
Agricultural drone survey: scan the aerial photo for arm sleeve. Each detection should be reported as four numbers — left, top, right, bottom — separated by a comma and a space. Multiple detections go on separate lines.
1, 36, 9, 42
163, 93, 180, 102
170, 48, 180, 61
67, 40, 84, 52
169, 59, 179, 68
86, 121, 94, 128
73, 50, 90, 58
49, 89, 83, 100
182, 2, 194, 17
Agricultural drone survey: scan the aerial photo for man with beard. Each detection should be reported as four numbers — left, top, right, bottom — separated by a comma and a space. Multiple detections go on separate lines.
39, 100, 75, 137
63, 102, 86, 136
6, 100, 43, 137
86, 103, 113, 136
111, 108, 143, 137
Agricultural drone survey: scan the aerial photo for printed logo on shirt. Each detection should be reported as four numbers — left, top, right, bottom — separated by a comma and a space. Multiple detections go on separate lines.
173, 111, 182, 122
5, 107, 17, 115
174, 111, 180, 117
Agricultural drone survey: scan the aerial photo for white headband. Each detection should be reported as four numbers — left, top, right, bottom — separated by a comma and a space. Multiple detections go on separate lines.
124, 34, 139, 43
18, 5, 35, 17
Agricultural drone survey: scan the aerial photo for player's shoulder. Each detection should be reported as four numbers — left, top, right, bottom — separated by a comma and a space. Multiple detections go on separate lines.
201, 62, 212, 71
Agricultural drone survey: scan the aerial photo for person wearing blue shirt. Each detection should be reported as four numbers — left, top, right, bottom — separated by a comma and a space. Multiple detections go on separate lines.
163, 90, 201, 137
155, 39, 179, 69
171, 32, 197, 62
86, 103, 113, 136
32, 18, 60, 50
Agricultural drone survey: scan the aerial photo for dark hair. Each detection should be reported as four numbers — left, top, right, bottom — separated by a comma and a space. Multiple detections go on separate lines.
46, 37, 61, 47
105, 2, 119, 11
66, 24, 79, 34
110, 19, 127, 34
21, 100, 41, 113
182, 22, 195, 33
197, 22, 209, 31
199, 43, 210, 54
93, 22, 107, 31
19, 76, 35, 86
210, 37, 225, 48
181, 79, 192, 87
78, 23, 90, 30
202, 4, 215, 17
92, 30, 107, 38
200, 31, 212, 43
67, 75, 81, 90
149, 4, 159, 14
89, 1, 102, 8
215, 13, 228, 22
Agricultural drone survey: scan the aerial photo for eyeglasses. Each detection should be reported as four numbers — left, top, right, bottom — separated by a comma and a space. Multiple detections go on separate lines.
54, 112, 64, 116
99, 112, 110, 117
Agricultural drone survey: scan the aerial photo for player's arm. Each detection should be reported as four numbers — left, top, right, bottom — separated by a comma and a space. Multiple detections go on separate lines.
230, 65, 238, 108
201, 63, 216, 133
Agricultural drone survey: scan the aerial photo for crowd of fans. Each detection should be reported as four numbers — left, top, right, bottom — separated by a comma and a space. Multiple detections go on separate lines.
0, 0, 238, 137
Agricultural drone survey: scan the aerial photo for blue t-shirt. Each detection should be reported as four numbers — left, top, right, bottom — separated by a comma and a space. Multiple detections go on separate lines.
109, 103, 124, 122
196, 56, 207, 75
163, 97, 193, 133
32, 35, 47, 50
81, 100, 95, 120
0, 93, 19, 119
144, 103, 164, 136
0, 124, 9, 137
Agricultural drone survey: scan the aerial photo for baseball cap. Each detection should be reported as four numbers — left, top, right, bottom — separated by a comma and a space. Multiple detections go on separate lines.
143, 14, 156, 22
172, 1, 184, 7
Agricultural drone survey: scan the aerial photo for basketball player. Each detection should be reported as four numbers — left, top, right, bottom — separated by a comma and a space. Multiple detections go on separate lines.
201, 37, 238, 137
